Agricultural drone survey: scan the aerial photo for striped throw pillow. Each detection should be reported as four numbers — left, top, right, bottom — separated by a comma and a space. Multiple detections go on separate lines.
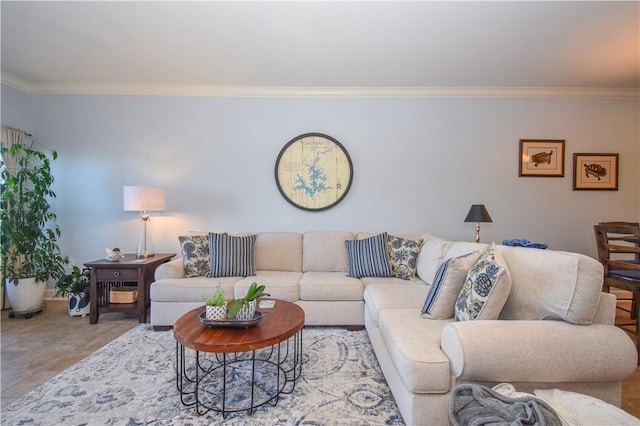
345, 232, 393, 278
207, 232, 256, 277
421, 251, 480, 319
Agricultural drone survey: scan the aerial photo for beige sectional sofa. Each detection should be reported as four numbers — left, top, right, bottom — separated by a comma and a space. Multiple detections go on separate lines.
149, 231, 638, 425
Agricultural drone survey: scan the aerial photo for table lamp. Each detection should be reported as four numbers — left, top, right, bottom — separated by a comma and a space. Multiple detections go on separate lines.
464, 204, 492, 243
123, 186, 166, 258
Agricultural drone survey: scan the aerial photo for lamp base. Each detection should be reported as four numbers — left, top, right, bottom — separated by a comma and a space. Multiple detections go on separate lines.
136, 212, 155, 259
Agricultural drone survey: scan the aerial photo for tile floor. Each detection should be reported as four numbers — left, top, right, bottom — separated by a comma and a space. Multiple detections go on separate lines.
1, 299, 639, 418
1, 299, 137, 410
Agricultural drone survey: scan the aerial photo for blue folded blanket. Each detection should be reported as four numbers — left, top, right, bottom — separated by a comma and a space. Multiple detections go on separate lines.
502, 239, 548, 250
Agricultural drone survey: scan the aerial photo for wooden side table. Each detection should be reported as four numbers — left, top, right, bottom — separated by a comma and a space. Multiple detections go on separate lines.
85, 253, 175, 324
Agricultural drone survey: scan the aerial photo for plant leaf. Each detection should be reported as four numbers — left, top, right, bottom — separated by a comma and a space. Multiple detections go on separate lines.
227, 299, 244, 318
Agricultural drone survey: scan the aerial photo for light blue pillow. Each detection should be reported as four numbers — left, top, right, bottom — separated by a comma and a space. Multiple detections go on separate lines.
207, 232, 256, 277
345, 232, 394, 278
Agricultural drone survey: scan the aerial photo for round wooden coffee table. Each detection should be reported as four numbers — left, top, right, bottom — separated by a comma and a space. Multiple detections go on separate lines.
174, 299, 304, 417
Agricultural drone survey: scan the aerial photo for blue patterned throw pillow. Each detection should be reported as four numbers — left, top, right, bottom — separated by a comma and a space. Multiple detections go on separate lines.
387, 235, 424, 280
207, 232, 256, 278
178, 235, 210, 277
454, 243, 512, 321
345, 232, 394, 278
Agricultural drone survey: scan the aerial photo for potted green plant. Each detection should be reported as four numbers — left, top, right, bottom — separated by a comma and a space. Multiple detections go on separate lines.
54, 266, 91, 317
1, 142, 69, 318
203, 282, 227, 320
227, 281, 270, 320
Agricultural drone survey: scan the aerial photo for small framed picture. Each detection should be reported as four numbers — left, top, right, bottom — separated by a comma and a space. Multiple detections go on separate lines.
573, 153, 619, 190
519, 139, 565, 177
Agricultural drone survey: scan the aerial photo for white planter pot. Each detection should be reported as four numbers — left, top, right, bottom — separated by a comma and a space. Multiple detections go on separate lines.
5, 277, 46, 314
205, 305, 227, 320
68, 293, 90, 317
235, 300, 256, 321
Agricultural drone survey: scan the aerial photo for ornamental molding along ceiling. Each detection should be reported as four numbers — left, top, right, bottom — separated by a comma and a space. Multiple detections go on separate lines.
1, 2, 638, 99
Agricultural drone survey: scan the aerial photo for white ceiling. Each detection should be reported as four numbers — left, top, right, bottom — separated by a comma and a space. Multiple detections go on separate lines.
1, 1, 639, 98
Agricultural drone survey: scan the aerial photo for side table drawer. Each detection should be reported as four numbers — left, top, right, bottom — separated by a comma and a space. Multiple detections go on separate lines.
95, 268, 138, 282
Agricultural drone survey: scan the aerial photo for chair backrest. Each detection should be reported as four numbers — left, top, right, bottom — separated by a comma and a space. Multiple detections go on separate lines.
593, 223, 640, 273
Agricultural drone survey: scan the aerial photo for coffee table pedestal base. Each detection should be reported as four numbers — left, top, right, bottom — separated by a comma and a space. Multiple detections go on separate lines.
176, 329, 302, 417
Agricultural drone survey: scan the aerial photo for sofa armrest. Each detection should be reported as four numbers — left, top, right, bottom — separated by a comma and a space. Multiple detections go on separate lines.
441, 320, 637, 383
592, 292, 616, 325
154, 258, 185, 280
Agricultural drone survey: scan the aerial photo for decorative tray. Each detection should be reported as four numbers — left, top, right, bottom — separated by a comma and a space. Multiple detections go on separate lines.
199, 311, 266, 329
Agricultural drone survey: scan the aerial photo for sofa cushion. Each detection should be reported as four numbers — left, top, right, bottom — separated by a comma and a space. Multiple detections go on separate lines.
207, 232, 256, 277
360, 276, 426, 287
234, 271, 301, 302
416, 237, 451, 285
416, 239, 486, 285
154, 257, 185, 280
345, 232, 393, 278
421, 251, 481, 320
254, 232, 302, 272
498, 247, 603, 324
303, 231, 354, 272
387, 235, 424, 280
455, 243, 512, 321
378, 309, 453, 393
357, 232, 423, 241
441, 320, 637, 382
178, 235, 210, 277
150, 277, 239, 302
364, 282, 430, 326
300, 272, 363, 301
443, 241, 487, 260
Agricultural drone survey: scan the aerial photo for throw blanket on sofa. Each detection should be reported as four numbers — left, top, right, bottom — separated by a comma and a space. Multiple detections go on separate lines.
450, 384, 562, 426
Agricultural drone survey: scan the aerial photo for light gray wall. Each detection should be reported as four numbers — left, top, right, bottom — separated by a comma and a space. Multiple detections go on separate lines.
2, 84, 639, 268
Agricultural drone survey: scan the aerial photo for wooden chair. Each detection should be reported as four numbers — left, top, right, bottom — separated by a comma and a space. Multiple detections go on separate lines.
594, 223, 640, 363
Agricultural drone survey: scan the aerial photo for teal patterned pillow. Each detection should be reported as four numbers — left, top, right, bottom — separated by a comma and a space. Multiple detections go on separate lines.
387, 235, 424, 280
178, 235, 210, 277
454, 243, 512, 321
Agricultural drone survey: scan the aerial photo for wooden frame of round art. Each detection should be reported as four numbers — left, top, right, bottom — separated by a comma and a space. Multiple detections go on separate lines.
275, 133, 353, 211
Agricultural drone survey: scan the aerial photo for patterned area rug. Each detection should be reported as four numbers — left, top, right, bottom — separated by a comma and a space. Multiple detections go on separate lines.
2, 325, 404, 425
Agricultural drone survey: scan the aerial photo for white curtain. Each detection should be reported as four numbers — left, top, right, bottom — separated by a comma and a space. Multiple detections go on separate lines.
1, 125, 26, 175
1, 126, 25, 308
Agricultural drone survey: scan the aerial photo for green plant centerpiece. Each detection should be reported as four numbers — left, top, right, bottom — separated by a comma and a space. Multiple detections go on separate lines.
1, 142, 69, 316
203, 282, 227, 320
227, 281, 269, 320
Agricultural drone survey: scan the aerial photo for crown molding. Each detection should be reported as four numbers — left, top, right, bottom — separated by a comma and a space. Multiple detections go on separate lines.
2, 73, 638, 99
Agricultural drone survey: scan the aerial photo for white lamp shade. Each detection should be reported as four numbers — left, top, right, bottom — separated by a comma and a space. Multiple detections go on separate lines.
123, 186, 166, 211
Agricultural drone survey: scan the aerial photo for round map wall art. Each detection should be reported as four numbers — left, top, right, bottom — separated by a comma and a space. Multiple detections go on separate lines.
275, 133, 353, 211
